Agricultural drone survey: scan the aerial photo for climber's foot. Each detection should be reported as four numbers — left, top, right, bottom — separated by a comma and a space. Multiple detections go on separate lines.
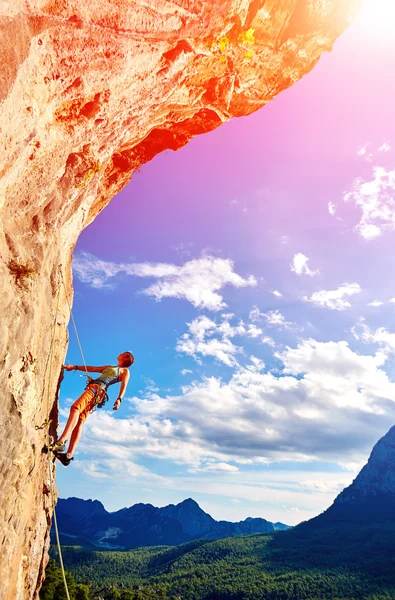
42, 435, 56, 454
51, 439, 67, 453
55, 452, 74, 467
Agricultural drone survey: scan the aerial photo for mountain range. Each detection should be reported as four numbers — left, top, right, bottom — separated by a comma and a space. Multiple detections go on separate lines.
54, 497, 289, 549
55, 425, 395, 549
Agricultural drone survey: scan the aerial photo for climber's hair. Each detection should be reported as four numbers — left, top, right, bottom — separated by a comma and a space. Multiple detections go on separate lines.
121, 352, 134, 367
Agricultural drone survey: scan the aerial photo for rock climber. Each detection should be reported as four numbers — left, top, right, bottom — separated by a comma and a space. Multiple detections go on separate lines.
51, 351, 134, 466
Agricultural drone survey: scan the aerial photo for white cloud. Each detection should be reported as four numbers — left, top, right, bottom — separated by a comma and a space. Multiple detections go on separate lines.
390, 298, 395, 304
338, 459, 366, 473
75, 454, 166, 483
280, 236, 289, 244
181, 369, 192, 376
177, 333, 240, 367
344, 166, 395, 240
328, 202, 336, 216
188, 315, 217, 341
358, 322, 395, 353
245, 324, 263, 338
249, 307, 285, 337
357, 143, 369, 156
263, 309, 296, 330
356, 143, 373, 161
176, 315, 243, 367
217, 319, 247, 339
291, 253, 319, 277
249, 306, 262, 322
303, 282, 361, 310
73, 252, 256, 311
378, 142, 391, 152
272, 290, 283, 298
80, 340, 395, 474
172, 242, 194, 258
176, 313, 275, 367
247, 355, 266, 372
299, 479, 345, 494
176, 307, 278, 372
368, 300, 384, 307
293, 406, 323, 420
189, 462, 239, 474
72, 255, 122, 289
142, 378, 159, 393
171, 468, 358, 525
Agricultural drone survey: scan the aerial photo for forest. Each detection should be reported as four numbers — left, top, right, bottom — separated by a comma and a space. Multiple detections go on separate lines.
40, 523, 395, 600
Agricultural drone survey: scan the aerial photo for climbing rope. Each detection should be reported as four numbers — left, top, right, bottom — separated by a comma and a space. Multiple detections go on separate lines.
59, 267, 89, 377
39, 264, 90, 600
39, 265, 71, 600
36, 263, 92, 599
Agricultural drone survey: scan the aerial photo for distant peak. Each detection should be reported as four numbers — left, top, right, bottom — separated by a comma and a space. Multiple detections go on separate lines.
179, 498, 199, 506
301, 425, 395, 528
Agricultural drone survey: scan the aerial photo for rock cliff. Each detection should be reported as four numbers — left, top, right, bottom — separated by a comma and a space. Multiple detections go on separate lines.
0, 1, 361, 598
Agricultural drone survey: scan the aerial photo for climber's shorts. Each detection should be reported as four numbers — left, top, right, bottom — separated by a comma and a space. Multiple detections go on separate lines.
71, 384, 104, 422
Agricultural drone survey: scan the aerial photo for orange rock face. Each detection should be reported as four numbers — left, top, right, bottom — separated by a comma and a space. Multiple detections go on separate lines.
0, 1, 361, 598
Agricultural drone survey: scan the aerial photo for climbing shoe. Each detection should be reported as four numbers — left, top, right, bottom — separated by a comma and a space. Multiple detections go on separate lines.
55, 452, 74, 467
51, 439, 67, 453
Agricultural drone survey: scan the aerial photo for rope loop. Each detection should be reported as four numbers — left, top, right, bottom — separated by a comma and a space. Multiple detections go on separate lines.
34, 419, 52, 431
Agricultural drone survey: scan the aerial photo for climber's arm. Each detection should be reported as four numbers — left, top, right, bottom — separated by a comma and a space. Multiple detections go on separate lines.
64, 364, 110, 373
113, 369, 130, 410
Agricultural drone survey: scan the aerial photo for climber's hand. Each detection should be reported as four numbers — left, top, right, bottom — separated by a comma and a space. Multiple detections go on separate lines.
113, 399, 121, 411
64, 364, 75, 371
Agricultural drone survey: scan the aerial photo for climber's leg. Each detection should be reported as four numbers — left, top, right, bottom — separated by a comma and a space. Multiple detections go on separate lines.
67, 418, 84, 458
57, 407, 80, 443
56, 386, 95, 445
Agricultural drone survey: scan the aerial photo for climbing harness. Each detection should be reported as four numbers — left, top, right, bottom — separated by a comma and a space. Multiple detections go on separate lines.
84, 366, 121, 411
82, 378, 108, 410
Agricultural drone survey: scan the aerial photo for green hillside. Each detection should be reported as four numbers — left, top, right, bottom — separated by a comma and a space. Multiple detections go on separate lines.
42, 524, 395, 600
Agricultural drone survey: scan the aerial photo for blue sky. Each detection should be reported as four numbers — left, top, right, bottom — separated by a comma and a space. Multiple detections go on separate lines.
57, 2, 395, 526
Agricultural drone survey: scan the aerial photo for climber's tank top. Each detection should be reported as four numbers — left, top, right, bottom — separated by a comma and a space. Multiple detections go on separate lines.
92, 366, 121, 388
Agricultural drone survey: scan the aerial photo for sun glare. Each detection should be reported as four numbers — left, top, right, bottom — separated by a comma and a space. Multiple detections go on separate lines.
359, 0, 395, 33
